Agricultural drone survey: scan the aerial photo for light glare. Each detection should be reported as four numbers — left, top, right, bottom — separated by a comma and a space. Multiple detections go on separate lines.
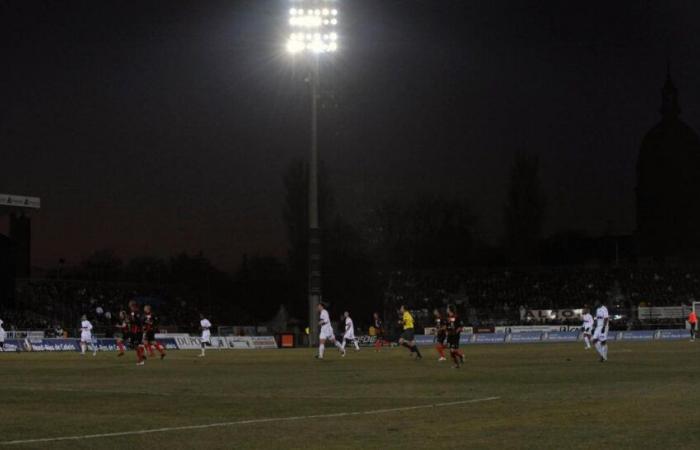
287, 4, 339, 55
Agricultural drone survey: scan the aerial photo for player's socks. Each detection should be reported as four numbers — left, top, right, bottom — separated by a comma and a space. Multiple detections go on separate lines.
117, 341, 125, 353
340, 339, 347, 351
318, 343, 325, 358
594, 341, 604, 359
413, 345, 422, 358
353, 340, 360, 351
584, 336, 591, 349
602, 344, 608, 360
80, 342, 86, 355
435, 343, 445, 358
155, 342, 166, 356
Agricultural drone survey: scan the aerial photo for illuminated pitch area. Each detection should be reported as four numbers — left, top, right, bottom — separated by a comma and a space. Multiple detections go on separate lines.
0, 343, 697, 449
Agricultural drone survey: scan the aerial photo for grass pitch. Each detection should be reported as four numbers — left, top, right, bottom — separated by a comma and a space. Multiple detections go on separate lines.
1, 341, 698, 449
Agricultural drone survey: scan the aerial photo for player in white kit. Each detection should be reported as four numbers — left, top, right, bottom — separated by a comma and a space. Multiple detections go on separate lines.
340, 311, 360, 354
0, 318, 6, 349
316, 303, 344, 359
581, 308, 594, 350
591, 303, 609, 362
80, 315, 97, 356
199, 314, 212, 357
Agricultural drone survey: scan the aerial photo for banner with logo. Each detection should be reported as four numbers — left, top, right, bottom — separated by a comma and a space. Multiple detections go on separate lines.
619, 331, 655, 341
474, 333, 506, 344
657, 329, 688, 340
545, 331, 580, 342
508, 332, 543, 343
526, 309, 583, 321
496, 325, 567, 334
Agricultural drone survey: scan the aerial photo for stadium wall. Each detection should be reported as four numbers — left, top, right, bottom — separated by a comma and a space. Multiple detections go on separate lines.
0, 330, 690, 352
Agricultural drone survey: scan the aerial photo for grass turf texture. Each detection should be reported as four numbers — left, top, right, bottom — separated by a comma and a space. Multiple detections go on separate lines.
0, 341, 698, 449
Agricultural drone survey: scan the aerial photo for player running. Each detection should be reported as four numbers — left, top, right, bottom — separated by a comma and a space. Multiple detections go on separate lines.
80, 315, 97, 356
688, 308, 697, 342
446, 306, 465, 368
591, 301, 609, 362
340, 311, 360, 354
199, 314, 212, 357
115, 310, 129, 356
372, 312, 384, 352
433, 308, 447, 361
143, 305, 166, 359
398, 305, 422, 360
316, 303, 344, 359
581, 308, 594, 350
0, 318, 5, 349
128, 300, 147, 366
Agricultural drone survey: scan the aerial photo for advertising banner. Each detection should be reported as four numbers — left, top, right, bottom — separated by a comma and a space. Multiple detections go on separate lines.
474, 333, 506, 344
250, 336, 277, 349
356, 335, 378, 347
509, 332, 543, 343
546, 331, 580, 342
619, 330, 655, 341
496, 325, 567, 334
657, 329, 688, 340
527, 309, 583, 321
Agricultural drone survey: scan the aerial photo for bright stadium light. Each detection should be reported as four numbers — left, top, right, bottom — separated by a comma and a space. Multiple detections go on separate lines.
286, 1, 339, 54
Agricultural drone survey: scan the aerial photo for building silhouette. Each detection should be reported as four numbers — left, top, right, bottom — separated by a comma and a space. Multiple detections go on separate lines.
636, 67, 700, 258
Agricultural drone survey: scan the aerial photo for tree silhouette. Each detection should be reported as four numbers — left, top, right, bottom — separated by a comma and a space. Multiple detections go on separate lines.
504, 153, 546, 264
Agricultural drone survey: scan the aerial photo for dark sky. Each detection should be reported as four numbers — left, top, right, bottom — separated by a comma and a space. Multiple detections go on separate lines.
2, 0, 700, 271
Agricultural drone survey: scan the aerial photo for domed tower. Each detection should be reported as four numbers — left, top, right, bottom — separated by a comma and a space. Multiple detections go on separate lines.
636, 67, 700, 258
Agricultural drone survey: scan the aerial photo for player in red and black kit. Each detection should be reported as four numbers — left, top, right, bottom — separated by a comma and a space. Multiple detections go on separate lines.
115, 310, 129, 357
446, 305, 465, 369
434, 308, 448, 361
143, 304, 166, 359
372, 312, 384, 352
128, 300, 147, 365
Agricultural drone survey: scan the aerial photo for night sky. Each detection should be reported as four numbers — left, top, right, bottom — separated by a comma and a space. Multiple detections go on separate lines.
2, 0, 699, 270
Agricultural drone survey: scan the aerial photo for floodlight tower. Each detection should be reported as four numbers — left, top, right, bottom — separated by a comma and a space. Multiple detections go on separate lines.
286, 2, 339, 346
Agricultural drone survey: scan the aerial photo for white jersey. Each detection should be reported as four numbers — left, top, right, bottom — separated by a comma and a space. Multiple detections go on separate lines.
595, 306, 609, 329
0, 319, 5, 342
80, 320, 93, 341
593, 306, 609, 341
200, 318, 212, 343
343, 317, 356, 339
582, 313, 594, 331
319, 309, 334, 340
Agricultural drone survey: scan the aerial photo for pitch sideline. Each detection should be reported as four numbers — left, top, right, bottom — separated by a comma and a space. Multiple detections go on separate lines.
0, 396, 500, 446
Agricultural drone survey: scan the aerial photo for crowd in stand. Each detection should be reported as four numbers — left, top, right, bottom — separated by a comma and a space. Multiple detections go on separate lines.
385, 267, 699, 329
4, 280, 201, 335
3, 266, 698, 335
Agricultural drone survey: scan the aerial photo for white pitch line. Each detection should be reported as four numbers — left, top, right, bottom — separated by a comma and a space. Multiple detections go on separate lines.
0, 396, 500, 446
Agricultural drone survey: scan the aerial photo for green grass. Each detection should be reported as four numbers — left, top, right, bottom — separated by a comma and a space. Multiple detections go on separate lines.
1, 341, 698, 449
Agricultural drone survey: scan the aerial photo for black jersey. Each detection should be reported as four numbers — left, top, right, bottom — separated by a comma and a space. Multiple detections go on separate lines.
435, 316, 447, 341
446, 315, 463, 348
129, 311, 143, 334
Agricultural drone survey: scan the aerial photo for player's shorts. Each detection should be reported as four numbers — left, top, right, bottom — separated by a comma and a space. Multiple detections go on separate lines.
201, 330, 211, 343
145, 330, 156, 342
436, 331, 447, 345
593, 326, 608, 342
128, 332, 142, 347
583, 326, 593, 335
343, 332, 356, 341
447, 335, 460, 349
319, 325, 334, 341
80, 332, 92, 343
400, 328, 415, 342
